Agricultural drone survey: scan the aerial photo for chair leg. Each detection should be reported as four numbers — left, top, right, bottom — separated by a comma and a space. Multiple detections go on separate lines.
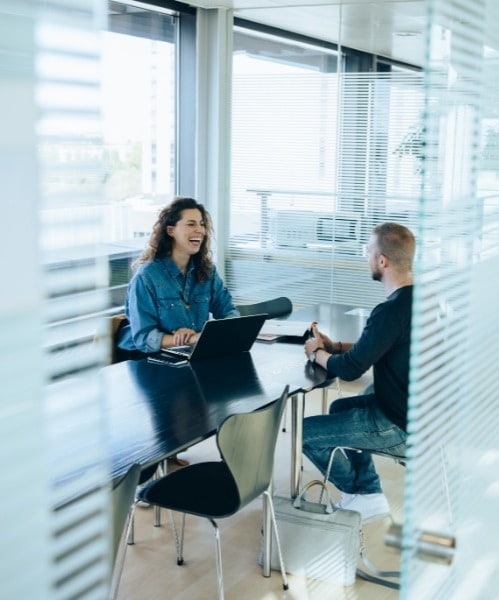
110, 505, 135, 599
262, 490, 289, 590
321, 387, 328, 414
126, 501, 136, 545
129, 462, 164, 544
323, 446, 349, 484
209, 518, 224, 600
320, 447, 353, 503
262, 485, 272, 577
167, 510, 186, 565
154, 464, 164, 527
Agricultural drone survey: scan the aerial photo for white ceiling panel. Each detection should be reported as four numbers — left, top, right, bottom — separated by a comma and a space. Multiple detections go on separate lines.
186, 0, 426, 66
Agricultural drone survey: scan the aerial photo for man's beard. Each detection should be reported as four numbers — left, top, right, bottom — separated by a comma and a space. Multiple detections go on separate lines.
371, 268, 382, 282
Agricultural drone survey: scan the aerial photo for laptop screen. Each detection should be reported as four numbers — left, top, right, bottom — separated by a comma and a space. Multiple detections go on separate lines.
161, 314, 266, 361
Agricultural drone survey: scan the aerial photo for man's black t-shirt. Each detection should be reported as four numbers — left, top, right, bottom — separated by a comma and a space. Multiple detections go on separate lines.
325, 285, 413, 431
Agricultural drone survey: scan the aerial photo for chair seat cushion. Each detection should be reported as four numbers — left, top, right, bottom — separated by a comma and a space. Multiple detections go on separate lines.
137, 461, 241, 518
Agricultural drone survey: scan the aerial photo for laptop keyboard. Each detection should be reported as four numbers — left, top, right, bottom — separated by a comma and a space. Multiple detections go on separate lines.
165, 345, 191, 353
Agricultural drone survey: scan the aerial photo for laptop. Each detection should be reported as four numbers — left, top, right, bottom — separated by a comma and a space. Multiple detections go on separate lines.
160, 314, 266, 361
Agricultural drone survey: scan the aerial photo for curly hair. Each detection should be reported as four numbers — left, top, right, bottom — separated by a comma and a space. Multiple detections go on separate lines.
134, 197, 214, 282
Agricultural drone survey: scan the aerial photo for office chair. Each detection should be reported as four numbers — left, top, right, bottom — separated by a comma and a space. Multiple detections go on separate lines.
109, 313, 129, 365
137, 387, 290, 600
237, 296, 292, 319
109, 463, 141, 599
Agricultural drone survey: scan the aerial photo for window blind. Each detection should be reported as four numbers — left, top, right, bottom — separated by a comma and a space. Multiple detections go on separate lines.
229, 61, 423, 311
403, 0, 499, 598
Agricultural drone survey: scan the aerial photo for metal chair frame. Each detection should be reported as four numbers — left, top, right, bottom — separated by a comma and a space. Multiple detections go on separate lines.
110, 463, 141, 599
137, 387, 290, 600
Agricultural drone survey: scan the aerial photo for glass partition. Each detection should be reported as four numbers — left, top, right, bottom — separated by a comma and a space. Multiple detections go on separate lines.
403, 0, 499, 597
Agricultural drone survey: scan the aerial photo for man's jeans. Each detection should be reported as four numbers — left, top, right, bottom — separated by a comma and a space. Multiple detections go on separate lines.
302, 394, 407, 494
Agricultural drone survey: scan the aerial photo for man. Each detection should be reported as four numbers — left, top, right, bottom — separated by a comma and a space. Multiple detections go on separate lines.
303, 222, 415, 522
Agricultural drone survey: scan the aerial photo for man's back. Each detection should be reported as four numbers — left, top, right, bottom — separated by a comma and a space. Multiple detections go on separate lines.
371, 285, 412, 431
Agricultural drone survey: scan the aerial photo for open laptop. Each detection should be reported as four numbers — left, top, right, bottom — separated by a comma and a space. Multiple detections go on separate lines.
160, 314, 266, 361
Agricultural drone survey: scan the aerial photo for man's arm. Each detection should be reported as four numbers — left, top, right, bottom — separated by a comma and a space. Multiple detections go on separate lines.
306, 302, 400, 380
305, 326, 354, 368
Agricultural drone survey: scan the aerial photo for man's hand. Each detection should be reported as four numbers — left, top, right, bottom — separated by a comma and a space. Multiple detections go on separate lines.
312, 325, 335, 354
304, 324, 325, 359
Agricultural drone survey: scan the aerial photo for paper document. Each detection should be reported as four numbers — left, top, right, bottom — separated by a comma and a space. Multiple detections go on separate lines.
258, 320, 311, 338
344, 308, 371, 318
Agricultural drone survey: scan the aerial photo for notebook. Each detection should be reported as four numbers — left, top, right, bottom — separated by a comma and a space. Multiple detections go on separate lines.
160, 314, 266, 361
257, 320, 313, 341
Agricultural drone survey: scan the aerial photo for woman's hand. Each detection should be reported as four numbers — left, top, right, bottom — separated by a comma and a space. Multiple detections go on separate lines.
173, 328, 198, 346
188, 332, 201, 345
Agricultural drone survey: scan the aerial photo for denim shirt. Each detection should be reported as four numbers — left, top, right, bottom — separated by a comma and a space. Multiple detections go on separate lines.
117, 256, 239, 353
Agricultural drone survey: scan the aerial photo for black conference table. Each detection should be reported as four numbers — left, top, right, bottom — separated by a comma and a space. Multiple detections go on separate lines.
102, 302, 367, 490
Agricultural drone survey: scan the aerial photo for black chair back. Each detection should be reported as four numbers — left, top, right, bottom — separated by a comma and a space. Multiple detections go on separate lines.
216, 386, 288, 508
237, 297, 292, 319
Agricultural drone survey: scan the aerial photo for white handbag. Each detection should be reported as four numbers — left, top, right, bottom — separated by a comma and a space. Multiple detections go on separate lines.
269, 480, 361, 586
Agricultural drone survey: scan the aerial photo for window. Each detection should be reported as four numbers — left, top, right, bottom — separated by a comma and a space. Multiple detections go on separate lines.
229, 25, 423, 308
103, 4, 177, 241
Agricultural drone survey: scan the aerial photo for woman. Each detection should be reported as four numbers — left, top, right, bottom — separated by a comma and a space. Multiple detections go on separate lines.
117, 197, 239, 468
117, 196, 239, 356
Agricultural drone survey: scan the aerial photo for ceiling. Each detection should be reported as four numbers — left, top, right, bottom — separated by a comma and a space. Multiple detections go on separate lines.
186, 0, 426, 67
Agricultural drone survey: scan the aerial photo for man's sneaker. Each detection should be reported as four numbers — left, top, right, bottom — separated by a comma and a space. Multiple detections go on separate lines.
338, 492, 356, 508
338, 492, 390, 523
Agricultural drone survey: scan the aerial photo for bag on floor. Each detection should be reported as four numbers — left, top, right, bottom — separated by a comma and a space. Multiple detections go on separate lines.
268, 479, 401, 588
269, 480, 360, 586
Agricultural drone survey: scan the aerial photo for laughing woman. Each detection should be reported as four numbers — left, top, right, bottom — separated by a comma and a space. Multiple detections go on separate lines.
117, 196, 239, 358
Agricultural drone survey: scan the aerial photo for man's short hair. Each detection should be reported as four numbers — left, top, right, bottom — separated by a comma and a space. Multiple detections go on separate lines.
372, 222, 415, 271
